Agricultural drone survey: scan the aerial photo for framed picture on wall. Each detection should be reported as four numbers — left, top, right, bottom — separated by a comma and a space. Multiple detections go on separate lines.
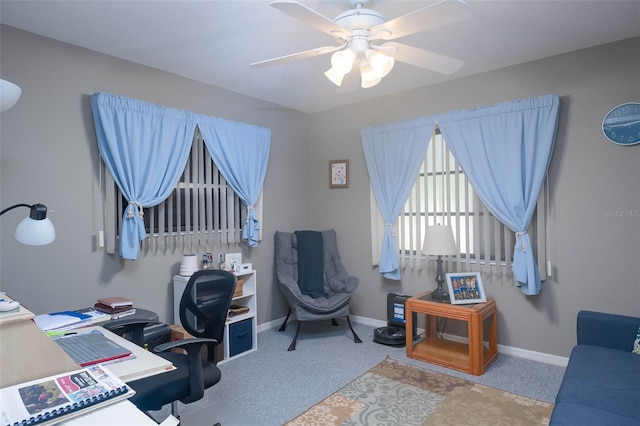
329, 159, 349, 189
446, 272, 487, 304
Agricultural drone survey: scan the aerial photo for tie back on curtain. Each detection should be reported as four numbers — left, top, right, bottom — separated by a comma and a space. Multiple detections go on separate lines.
91, 92, 271, 260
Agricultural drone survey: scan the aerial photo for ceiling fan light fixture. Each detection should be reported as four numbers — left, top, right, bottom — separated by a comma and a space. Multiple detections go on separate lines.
324, 66, 347, 86
359, 61, 381, 88
331, 48, 357, 74
366, 49, 395, 78
325, 48, 358, 86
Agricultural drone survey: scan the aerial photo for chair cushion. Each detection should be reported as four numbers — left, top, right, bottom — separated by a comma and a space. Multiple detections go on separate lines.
296, 291, 352, 314
128, 352, 221, 411
550, 402, 639, 426
554, 345, 640, 420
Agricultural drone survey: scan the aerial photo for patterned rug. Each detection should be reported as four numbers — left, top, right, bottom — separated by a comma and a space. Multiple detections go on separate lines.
285, 358, 553, 426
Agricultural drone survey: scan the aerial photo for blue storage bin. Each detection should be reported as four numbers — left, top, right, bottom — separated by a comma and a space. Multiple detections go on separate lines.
229, 319, 253, 357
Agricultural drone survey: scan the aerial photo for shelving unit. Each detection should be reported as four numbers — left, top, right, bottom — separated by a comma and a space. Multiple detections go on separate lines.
173, 270, 257, 363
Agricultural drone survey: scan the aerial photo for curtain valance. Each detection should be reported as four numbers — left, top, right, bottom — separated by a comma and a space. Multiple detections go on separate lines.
90, 92, 271, 259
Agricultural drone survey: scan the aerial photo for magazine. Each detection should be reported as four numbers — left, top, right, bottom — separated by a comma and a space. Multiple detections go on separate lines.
0, 365, 134, 426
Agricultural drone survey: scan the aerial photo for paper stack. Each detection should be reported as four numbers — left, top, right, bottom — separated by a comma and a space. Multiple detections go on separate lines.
34, 311, 93, 332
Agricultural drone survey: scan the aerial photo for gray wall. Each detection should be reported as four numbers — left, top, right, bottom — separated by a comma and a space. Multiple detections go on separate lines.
0, 25, 307, 327
1, 25, 638, 357
307, 37, 640, 356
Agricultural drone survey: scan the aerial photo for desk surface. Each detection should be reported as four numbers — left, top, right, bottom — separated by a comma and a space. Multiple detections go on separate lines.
0, 305, 79, 388
78, 326, 175, 382
0, 303, 176, 425
59, 400, 167, 426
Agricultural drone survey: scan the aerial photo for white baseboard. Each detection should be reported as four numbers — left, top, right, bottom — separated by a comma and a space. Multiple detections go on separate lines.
258, 315, 569, 367
352, 316, 569, 367
257, 317, 285, 333
497, 344, 568, 367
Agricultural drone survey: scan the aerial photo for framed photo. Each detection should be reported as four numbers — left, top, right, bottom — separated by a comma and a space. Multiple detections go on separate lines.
224, 252, 242, 272
329, 159, 349, 189
446, 272, 487, 304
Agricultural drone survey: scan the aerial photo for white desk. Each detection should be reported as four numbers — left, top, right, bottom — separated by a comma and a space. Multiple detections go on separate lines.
78, 326, 175, 382
0, 302, 177, 425
60, 400, 178, 426
0, 305, 79, 387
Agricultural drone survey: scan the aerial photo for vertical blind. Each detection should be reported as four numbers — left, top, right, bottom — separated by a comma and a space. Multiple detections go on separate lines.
104, 130, 250, 255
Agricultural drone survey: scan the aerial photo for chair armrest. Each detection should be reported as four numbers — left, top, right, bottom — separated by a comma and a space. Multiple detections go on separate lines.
577, 310, 640, 351
102, 319, 163, 347
153, 337, 218, 354
328, 273, 359, 293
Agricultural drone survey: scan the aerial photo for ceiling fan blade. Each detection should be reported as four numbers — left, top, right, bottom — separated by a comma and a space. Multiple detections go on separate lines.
250, 45, 342, 68
371, 0, 472, 41
382, 42, 464, 75
270, 1, 348, 39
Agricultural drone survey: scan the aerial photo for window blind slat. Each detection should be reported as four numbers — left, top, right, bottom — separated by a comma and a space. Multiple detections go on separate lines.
204, 147, 214, 249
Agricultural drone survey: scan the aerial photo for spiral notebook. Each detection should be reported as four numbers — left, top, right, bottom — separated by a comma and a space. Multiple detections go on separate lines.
0, 365, 134, 426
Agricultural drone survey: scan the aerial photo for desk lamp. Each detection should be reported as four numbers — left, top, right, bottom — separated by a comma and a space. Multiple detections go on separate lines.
0, 203, 56, 245
0, 79, 22, 112
423, 224, 458, 302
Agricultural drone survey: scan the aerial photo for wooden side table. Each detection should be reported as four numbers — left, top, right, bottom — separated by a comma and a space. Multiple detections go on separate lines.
405, 291, 498, 375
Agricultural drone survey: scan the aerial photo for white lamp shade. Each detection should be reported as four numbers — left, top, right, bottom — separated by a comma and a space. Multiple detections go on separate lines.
0, 79, 22, 112
423, 224, 458, 256
360, 62, 382, 88
367, 50, 395, 78
331, 48, 356, 74
15, 216, 56, 246
324, 66, 347, 86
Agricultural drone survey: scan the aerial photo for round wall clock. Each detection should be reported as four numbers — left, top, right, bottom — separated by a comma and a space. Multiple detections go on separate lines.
602, 102, 640, 146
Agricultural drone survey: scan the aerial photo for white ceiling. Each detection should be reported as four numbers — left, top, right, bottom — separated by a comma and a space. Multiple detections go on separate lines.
1, 0, 639, 113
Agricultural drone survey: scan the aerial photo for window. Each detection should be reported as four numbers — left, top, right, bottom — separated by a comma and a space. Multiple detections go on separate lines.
102, 129, 258, 255
370, 130, 547, 279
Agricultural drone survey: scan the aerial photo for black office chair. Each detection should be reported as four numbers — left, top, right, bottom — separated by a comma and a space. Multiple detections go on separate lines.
104, 269, 236, 424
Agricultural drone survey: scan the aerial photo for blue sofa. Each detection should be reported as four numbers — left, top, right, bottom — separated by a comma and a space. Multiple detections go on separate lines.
550, 310, 640, 425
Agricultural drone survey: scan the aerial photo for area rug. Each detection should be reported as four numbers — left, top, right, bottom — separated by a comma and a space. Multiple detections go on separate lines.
285, 358, 553, 426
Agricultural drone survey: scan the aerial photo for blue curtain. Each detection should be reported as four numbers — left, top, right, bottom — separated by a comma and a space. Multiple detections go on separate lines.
362, 117, 436, 279
198, 117, 271, 247
91, 93, 195, 260
436, 94, 560, 295
91, 92, 272, 258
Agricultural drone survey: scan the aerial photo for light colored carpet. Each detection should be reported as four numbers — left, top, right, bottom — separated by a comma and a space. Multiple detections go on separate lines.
285, 358, 554, 426
150, 321, 565, 426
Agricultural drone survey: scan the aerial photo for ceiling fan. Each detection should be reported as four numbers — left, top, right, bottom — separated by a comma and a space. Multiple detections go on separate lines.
250, 0, 473, 88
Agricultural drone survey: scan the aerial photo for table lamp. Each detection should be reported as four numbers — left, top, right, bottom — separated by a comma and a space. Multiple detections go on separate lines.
0, 203, 56, 245
423, 224, 458, 302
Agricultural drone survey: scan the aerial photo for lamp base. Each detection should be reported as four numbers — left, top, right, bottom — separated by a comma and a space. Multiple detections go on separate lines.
430, 287, 450, 303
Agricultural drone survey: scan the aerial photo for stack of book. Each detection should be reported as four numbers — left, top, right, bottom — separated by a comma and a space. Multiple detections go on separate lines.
94, 296, 136, 319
